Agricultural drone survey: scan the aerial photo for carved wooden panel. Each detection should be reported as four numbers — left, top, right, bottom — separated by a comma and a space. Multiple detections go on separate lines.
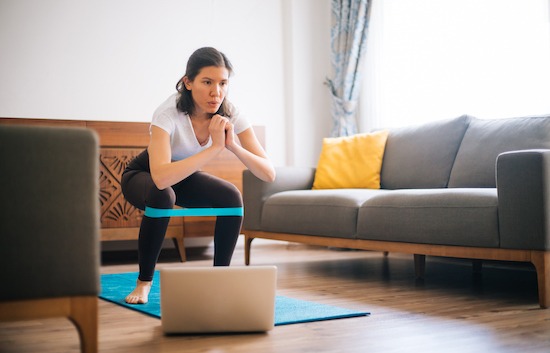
0, 118, 264, 246
99, 148, 144, 228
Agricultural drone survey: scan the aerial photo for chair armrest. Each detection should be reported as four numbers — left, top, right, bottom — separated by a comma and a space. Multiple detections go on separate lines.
497, 149, 550, 250
0, 125, 100, 300
243, 166, 316, 230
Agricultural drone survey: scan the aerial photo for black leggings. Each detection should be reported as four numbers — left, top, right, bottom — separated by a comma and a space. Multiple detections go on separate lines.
121, 149, 243, 281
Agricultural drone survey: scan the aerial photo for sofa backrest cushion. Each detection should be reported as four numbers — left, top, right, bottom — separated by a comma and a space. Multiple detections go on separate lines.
448, 115, 550, 188
380, 115, 471, 189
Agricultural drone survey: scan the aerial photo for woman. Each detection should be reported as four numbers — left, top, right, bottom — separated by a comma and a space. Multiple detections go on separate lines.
121, 47, 276, 304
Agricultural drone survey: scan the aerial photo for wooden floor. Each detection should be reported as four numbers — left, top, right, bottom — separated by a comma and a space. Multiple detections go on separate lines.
2, 238, 550, 353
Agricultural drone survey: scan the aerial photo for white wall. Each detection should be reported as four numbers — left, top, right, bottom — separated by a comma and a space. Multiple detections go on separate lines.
283, 0, 332, 167
0, 0, 332, 168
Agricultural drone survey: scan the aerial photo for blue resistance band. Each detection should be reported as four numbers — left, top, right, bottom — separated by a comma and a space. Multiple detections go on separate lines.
144, 206, 244, 218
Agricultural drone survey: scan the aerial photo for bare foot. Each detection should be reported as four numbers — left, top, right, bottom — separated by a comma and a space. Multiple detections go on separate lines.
125, 279, 152, 304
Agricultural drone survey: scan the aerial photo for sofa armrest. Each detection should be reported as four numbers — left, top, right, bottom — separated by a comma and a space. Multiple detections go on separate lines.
497, 149, 550, 250
243, 166, 316, 230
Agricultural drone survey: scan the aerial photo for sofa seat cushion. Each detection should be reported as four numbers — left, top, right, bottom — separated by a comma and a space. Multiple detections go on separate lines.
357, 188, 499, 247
261, 189, 391, 238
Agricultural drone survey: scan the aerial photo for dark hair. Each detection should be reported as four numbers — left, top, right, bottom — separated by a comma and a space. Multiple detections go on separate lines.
175, 47, 234, 117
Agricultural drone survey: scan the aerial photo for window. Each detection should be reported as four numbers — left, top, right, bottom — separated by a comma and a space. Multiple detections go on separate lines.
360, 0, 550, 130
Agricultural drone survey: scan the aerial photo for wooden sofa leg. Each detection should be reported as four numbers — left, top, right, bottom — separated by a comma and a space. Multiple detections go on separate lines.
245, 236, 254, 265
531, 251, 550, 309
68, 296, 98, 353
472, 259, 483, 274
414, 254, 426, 280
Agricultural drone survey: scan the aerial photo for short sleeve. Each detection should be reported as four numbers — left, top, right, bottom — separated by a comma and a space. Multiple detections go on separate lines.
226, 100, 251, 134
151, 112, 176, 136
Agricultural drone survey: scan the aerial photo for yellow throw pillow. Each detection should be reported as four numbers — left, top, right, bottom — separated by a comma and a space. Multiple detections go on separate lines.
312, 130, 389, 189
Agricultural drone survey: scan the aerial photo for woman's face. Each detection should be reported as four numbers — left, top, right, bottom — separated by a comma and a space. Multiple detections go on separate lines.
184, 65, 229, 117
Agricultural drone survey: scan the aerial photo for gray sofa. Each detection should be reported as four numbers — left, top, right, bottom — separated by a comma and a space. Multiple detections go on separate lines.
243, 115, 550, 308
0, 124, 100, 352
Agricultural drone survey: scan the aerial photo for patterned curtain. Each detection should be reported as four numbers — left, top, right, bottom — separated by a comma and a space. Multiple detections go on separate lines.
326, 0, 370, 137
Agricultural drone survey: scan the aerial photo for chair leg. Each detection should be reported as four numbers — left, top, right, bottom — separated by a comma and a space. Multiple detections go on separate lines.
68, 296, 98, 353
531, 251, 550, 309
245, 236, 254, 265
172, 220, 187, 262
0, 296, 98, 352
172, 236, 187, 262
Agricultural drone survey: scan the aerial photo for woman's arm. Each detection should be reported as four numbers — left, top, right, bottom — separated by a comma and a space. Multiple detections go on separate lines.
148, 116, 228, 190
226, 126, 276, 183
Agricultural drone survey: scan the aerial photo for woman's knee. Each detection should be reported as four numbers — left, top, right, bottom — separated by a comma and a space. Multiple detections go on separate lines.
223, 183, 243, 207
146, 186, 176, 209
122, 171, 175, 210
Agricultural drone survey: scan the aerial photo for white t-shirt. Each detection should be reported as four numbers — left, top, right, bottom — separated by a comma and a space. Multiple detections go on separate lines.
151, 93, 251, 161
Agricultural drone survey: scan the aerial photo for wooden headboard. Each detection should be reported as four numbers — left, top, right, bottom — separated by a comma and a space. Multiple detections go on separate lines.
0, 117, 265, 261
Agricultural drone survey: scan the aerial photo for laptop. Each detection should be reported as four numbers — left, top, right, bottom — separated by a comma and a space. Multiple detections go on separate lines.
160, 266, 277, 334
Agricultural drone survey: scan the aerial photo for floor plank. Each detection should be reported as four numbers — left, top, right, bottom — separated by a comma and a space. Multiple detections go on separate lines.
1, 238, 550, 353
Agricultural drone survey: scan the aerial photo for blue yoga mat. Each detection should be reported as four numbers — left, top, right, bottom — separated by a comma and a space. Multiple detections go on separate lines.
99, 272, 369, 326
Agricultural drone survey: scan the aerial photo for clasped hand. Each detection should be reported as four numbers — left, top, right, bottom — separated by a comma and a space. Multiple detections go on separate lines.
209, 114, 235, 149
